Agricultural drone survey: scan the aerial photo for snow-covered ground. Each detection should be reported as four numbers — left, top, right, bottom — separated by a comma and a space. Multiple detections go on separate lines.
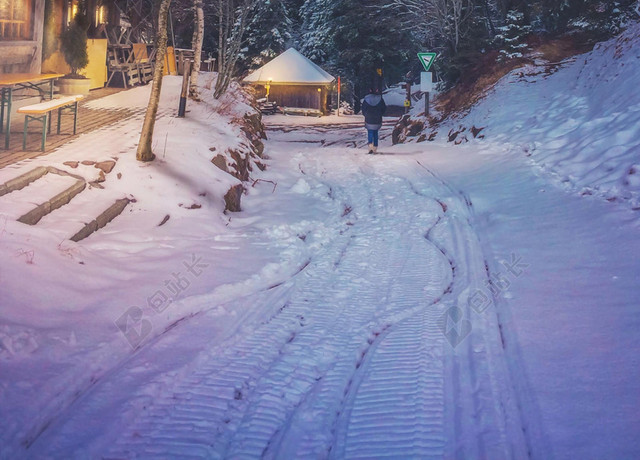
446, 21, 640, 211
1, 23, 639, 459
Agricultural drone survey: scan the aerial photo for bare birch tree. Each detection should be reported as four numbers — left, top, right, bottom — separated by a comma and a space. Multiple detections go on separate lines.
213, 0, 265, 98
189, 0, 204, 99
136, 0, 172, 162
390, 0, 475, 55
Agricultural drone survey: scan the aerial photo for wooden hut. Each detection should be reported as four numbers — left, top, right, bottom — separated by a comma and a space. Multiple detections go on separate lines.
243, 48, 335, 115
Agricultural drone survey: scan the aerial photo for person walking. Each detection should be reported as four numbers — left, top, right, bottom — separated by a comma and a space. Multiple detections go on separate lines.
361, 87, 386, 154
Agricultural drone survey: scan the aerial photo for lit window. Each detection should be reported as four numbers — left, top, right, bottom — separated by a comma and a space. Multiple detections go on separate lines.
95, 5, 106, 25
67, 0, 78, 25
0, 0, 34, 40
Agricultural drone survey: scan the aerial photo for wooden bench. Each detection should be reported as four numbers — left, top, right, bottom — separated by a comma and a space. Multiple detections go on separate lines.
259, 100, 278, 115
283, 107, 322, 117
17, 95, 83, 151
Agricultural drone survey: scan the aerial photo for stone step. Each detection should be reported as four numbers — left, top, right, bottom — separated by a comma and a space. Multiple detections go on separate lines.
1, 165, 129, 241
0, 167, 83, 221
70, 198, 130, 242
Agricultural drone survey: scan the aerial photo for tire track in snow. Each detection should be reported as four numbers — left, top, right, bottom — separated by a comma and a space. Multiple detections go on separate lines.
27, 122, 529, 459
268, 125, 533, 459
412, 159, 539, 458
336, 309, 446, 459
68, 178, 378, 458
92, 173, 451, 459
256, 176, 451, 459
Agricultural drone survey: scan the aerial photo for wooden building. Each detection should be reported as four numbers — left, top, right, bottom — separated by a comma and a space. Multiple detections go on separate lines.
1, 0, 122, 87
0, 0, 45, 74
243, 48, 335, 115
42, 0, 114, 89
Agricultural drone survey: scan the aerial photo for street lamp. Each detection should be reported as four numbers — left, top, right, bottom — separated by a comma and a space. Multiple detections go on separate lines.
265, 78, 272, 102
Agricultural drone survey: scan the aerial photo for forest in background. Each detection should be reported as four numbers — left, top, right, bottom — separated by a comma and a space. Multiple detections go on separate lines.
123, 0, 639, 108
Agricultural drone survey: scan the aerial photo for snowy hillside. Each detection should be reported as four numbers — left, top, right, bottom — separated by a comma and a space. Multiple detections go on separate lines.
456, 21, 640, 209
0, 76, 271, 456
1, 23, 639, 459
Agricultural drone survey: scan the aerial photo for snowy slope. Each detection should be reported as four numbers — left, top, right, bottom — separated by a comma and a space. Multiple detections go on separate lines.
456, 21, 640, 209
1, 25, 639, 458
0, 75, 277, 456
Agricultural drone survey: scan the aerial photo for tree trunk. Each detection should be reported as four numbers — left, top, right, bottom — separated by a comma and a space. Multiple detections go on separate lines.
482, 0, 496, 36
213, 0, 265, 99
189, 0, 204, 99
136, 0, 172, 162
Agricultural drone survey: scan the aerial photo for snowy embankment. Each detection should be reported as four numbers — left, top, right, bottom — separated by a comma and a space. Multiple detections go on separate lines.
453, 21, 640, 209
412, 22, 640, 458
0, 75, 269, 454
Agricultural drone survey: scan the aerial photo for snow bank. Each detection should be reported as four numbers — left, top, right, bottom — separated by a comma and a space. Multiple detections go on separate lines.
0, 72, 265, 326
0, 74, 270, 455
458, 21, 640, 209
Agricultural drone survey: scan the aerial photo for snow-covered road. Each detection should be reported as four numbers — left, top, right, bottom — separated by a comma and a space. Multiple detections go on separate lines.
20, 118, 534, 458
6, 110, 639, 459
6, 28, 640, 455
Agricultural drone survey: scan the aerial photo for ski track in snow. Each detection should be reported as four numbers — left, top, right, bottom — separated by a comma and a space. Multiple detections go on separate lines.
24, 121, 530, 459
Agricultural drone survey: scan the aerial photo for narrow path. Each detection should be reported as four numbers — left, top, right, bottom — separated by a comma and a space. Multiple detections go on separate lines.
25, 120, 530, 458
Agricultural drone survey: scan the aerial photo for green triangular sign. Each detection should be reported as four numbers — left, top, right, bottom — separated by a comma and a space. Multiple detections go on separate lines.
418, 52, 437, 72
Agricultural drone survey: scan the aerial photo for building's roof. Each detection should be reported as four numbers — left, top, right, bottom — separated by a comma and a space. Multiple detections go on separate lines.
243, 48, 335, 86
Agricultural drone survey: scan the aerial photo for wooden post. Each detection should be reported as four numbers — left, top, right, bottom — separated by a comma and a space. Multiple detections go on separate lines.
336, 76, 341, 116
32, 0, 45, 73
178, 59, 191, 117
405, 78, 411, 114
425, 92, 430, 118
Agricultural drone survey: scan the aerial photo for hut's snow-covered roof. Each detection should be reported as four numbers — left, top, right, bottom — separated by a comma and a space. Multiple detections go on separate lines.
243, 48, 335, 86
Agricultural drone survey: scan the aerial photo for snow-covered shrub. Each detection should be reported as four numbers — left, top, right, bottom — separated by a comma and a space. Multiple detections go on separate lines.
567, 1, 636, 38
493, 10, 532, 62
339, 101, 354, 116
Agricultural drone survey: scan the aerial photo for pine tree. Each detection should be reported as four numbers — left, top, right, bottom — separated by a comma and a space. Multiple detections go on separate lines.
298, 0, 339, 63
60, 6, 89, 77
239, 0, 294, 74
493, 9, 531, 61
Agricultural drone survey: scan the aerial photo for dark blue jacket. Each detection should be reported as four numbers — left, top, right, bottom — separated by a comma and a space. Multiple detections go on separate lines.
362, 94, 386, 130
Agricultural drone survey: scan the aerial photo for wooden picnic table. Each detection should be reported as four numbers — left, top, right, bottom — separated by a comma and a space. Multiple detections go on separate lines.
0, 73, 65, 149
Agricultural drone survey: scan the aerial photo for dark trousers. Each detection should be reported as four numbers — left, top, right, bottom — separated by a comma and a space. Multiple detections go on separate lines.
367, 129, 379, 147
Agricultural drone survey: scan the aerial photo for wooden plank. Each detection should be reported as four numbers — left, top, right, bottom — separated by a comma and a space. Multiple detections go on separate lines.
18, 95, 83, 114
31, 0, 45, 73
0, 73, 65, 87
131, 43, 149, 62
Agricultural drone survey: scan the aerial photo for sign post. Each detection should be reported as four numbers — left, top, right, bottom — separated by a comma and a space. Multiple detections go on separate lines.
417, 52, 436, 72
178, 59, 192, 117
405, 71, 413, 114
417, 52, 437, 118
421, 71, 433, 117
337, 76, 341, 116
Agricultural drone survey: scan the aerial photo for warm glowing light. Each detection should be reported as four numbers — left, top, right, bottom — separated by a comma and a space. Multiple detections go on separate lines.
95, 5, 106, 25
67, 1, 78, 24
